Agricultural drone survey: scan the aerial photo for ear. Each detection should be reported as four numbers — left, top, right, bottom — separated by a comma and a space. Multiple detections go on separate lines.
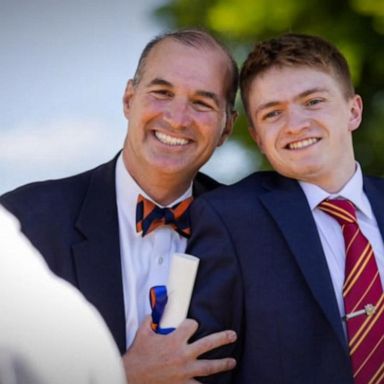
122, 80, 135, 119
348, 94, 363, 132
217, 110, 238, 146
248, 124, 264, 153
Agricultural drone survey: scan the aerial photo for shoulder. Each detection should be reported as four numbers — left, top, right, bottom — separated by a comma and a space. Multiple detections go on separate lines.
193, 170, 291, 198
0, 156, 117, 222
189, 171, 293, 226
197, 170, 288, 202
364, 174, 384, 188
363, 174, 384, 203
1, 168, 91, 217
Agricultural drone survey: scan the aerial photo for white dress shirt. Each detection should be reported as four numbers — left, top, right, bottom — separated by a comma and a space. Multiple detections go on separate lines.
0, 206, 125, 384
299, 164, 384, 324
115, 153, 192, 348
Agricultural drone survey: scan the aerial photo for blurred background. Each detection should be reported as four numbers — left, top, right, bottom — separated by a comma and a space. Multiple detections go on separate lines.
1, 0, 383, 194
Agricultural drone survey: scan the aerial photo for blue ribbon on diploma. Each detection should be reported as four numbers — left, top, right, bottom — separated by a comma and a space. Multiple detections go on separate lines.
149, 285, 175, 335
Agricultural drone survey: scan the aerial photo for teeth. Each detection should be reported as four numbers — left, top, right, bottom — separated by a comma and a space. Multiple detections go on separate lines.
155, 131, 189, 146
288, 138, 319, 150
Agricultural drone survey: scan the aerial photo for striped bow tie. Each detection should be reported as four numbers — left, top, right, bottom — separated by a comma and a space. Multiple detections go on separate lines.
136, 194, 193, 238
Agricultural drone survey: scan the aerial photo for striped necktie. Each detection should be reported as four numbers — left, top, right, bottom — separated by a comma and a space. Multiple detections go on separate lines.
136, 194, 193, 238
319, 199, 384, 384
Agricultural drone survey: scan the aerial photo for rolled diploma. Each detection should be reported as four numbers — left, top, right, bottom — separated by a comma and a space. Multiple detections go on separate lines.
159, 252, 200, 329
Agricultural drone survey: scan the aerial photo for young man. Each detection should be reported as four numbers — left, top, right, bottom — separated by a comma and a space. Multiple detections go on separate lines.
1, 29, 238, 383
188, 33, 384, 383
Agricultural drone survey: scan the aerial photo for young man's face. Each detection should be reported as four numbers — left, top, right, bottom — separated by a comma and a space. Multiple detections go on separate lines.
122, 38, 234, 184
247, 66, 363, 192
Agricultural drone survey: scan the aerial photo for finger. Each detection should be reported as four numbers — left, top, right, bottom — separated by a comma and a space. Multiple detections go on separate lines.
136, 315, 156, 336
187, 357, 236, 378
172, 318, 199, 342
188, 330, 237, 357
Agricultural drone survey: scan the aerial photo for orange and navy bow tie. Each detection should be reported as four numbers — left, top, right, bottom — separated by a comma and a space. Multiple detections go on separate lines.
136, 194, 193, 238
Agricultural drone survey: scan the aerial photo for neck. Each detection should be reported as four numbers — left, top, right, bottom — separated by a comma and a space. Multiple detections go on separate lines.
123, 157, 193, 206
312, 161, 357, 194
138, 176, 192, 206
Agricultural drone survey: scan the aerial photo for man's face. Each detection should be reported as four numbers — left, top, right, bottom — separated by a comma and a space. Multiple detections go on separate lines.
247, 66, 363, 192
122, 39, 234, 183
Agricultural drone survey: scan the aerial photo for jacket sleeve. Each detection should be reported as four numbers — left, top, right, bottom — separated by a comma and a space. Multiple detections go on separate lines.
186, 196, 244, 383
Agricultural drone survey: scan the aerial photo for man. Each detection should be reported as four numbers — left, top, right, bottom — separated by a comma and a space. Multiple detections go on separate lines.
0, 205, 126, 384
1, 29, 238, 383
187, 33, 384, 383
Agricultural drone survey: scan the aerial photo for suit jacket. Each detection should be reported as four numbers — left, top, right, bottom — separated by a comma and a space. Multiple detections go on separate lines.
187, 171, 384, 383
0, 154, 220, 354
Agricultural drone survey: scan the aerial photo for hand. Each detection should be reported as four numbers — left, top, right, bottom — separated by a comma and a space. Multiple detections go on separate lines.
122, 315, 237, 384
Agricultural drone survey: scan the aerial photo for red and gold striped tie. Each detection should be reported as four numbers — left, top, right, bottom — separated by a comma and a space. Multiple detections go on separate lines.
319, 199, 384, 384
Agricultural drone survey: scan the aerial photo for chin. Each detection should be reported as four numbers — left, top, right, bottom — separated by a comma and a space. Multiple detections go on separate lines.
153, 162, 191, 176
274, 164, 319, 182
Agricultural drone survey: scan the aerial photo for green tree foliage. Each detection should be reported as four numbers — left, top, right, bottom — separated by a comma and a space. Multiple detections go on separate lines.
154, 0, 384, 176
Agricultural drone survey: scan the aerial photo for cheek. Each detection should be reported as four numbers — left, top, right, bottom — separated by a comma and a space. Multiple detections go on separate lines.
254, 129, 274, 153
195, 114, 225, 137
139, 95, 166, 115
196, 109, 220, 123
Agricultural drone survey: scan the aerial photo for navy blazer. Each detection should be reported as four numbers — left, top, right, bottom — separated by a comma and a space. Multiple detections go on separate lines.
0, 154, 220, 354
187, 171, 384, 383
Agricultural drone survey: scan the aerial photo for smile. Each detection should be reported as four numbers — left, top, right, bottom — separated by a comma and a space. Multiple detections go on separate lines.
155, 131, 189, 146
286, 137, 320, 150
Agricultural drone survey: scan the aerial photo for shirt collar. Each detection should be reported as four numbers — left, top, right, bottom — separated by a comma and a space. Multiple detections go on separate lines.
299, 163, 373, 219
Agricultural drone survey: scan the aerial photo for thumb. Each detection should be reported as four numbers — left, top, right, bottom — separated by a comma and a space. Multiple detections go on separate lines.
137, 315, 155, 336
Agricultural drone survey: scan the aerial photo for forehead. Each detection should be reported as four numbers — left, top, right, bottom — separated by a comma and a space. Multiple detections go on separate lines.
140, 39, 230, 95
248, 65, 343, 104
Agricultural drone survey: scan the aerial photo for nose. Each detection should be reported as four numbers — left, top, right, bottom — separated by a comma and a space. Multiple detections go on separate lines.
163, 99, 191, 129
285, 106, 310, 134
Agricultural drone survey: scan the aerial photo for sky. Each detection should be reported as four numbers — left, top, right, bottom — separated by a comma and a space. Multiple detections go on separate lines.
1, 0, 256, 195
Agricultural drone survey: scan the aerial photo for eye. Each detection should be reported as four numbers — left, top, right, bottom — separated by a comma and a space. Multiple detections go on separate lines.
151, 89, 173, 99
305, 98, 324, 107
192, 99, 215, 111
262, 110, 281, 121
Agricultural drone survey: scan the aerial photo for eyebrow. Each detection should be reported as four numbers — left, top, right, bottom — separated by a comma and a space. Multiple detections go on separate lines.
146, 77, 221, 107
254, 87, 329, 115
298, 87, 328, 98
146, 78, 172, 88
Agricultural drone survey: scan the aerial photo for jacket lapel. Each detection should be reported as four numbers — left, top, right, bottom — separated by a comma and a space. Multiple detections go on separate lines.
72, 156, 126, 354
259, 175, 348, 352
